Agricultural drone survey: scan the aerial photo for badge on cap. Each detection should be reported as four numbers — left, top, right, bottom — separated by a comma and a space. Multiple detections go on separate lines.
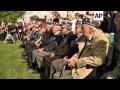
82, 18, 100, 28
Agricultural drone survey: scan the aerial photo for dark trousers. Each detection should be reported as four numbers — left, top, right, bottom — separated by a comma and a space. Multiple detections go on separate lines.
25, 40, 37, 67
26, 53, 33, 67
0, 31, 6, 40
18, 32, 22, 40
0, 32, 2, 40
11, 33, 16, 42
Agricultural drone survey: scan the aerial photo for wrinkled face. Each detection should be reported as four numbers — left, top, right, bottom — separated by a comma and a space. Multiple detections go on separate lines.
114, 12, 120, 32
62, 27, 68, 34
82, 24, 91, 38
46, 25, 52, 30
75, 25, 82, 35
52, 26, 60, 34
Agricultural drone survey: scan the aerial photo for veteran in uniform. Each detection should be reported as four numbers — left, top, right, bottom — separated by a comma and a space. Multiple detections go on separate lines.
53, 18, 109, 79
32, 22, 63, 69
49, 20, 84, 79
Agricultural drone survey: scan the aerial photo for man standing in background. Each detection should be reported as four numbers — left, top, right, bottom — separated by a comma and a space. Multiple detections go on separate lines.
67, 11, 77, 34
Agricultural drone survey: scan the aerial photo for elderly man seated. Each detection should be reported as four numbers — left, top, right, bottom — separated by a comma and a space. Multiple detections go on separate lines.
43, 20, 77, 78
53, 18, 109, 79
32, 22, 63, 72
49, 20, 84, 79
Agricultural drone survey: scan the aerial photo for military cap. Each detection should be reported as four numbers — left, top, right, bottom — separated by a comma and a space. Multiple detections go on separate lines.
61, 20, 72, 28
53, 22, 61, 26
76, 20, 82, 26
82, 18, 99, 28
46, 21, 53, 26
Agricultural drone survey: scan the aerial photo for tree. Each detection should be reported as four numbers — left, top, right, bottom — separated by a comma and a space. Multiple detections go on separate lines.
30, 15, 39, 21
0, 11, 25, 24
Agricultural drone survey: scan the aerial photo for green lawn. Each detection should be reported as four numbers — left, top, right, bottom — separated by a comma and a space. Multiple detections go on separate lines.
0, 40, 40, 79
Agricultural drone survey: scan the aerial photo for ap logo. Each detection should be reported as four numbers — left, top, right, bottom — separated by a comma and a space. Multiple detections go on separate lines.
94, 11, 103, 22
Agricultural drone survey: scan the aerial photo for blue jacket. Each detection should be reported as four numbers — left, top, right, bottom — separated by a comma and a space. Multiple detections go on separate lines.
43, 31, 63, 52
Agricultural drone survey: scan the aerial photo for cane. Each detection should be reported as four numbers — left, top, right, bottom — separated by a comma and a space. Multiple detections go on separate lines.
59, 62, 69, 78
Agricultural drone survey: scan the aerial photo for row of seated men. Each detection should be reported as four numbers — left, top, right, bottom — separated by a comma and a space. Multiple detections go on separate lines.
21, 17, 120, 79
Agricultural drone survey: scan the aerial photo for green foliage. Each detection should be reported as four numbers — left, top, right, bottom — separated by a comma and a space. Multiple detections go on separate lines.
0, 11, 25, 24
30, 15, 39, 21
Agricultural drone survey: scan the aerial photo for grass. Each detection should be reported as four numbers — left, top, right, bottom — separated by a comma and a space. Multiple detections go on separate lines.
0, 40, 40, 79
